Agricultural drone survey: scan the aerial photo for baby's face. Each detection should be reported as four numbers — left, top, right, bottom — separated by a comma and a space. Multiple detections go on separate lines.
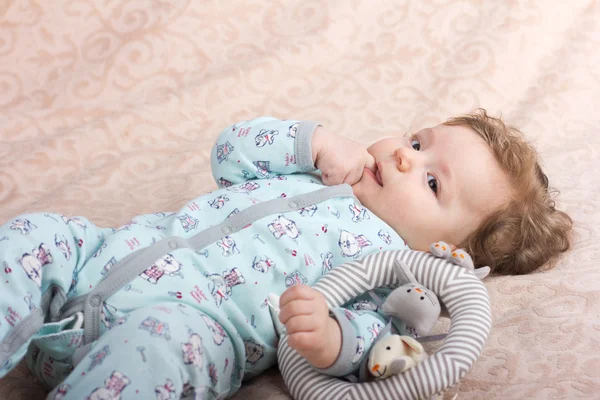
352, 124, 510, 251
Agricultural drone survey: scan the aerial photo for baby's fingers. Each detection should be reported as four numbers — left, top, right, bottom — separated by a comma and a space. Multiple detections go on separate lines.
343, 166, 364, 186
287, 331, 323, 353
364, 153, 376, 172
284, 315, 319, 334
279, 284, 316, 307
321, 168, 344, 185
278, 300, 316, 325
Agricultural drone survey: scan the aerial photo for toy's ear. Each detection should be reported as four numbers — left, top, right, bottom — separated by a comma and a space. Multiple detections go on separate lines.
393, 259, 418, 285
389, 358, 407, 375
473, 266, 491, 280
399, 336, 424, 355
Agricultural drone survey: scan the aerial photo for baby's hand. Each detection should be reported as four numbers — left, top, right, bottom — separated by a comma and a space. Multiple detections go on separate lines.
312, 126, 376, 185
278, 284, 342, 369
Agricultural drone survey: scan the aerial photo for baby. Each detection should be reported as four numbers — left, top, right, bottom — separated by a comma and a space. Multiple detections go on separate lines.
0, 110, 572, 399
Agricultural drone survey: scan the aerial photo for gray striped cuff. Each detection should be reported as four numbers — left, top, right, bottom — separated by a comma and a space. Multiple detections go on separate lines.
312, 308, 358, 377
295, 120, 320, 172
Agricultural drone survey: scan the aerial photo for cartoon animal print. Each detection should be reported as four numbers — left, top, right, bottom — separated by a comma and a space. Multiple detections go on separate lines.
182, 333, 204, 369
201, 314, 227, 345
69, 265, 86, 295
216, 141, 234, 164
377, 229, 392, 245
227, 181, 260, 194
17, 243, 53, 287
244, 338, 266, 366
181, 382, 195, 398
101, 257, 117, 276
88, 345, 110, 371
153, 212, 173, 218
216, 236, 240, 256
178, 213, 199, 232
139, 317, 172, 340
285, 270, 308, 287
252, 161, 271, 178
251, 255, 275, 273
338, 230, 372, 258
227, 208, 240, 219
267, 215, 300, 240
100, 302, 118, 328
208, 363, 219, 385
87, 370, 130, 400
255, 129, 278, 147
208, 194, 229, 209
344, 309, 356, 320
348, 203, 370, 223
93, 243, 107, 258
352, 336, 365, 364
155, 379, 176, 400
23, 292, 34, 311
321, 251, 333, 274
297, 204, 317, 217
54, 234, 72, 261
52, 383, 71, 400
139, 254, 183, 284
207, 267, 246, 307
10, 218, 37, 235
114, 220, 138, 233
368, 322, 384, 343
287, 123, 299, 138
217, 177, 233, 188
60, 215, 87, 230
352, 300, 378, 312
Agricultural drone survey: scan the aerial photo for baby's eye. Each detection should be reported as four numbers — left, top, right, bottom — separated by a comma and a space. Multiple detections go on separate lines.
427, 174, 438, 194
411, 138, 421, 151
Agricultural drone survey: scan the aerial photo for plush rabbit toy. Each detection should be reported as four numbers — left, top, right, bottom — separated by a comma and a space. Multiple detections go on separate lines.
365, 241, 490, 380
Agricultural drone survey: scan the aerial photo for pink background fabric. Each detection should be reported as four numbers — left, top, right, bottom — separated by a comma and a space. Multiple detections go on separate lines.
1, 1, 599, 399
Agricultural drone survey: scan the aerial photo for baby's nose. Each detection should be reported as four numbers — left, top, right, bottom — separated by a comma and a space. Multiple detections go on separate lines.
394, 148, 412, 173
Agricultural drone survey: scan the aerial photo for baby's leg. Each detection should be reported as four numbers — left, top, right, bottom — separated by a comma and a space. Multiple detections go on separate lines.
47, 302, 242, 400
0, 212, 108, 378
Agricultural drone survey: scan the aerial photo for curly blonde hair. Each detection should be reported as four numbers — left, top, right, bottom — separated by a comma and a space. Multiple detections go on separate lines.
445, 109, 573, 275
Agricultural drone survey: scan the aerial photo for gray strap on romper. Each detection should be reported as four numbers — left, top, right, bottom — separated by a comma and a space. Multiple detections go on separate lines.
58, 184, 354, 344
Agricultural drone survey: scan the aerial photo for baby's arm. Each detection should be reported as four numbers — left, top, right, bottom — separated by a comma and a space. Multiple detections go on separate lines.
210, 117, 319, 186
279, 284, 386, 376
211, 117, 375, 187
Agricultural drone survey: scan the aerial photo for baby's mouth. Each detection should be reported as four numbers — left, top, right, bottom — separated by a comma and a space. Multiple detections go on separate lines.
374, 162, 383, 186
363, 168, 382, 187
375, 169, 383, 186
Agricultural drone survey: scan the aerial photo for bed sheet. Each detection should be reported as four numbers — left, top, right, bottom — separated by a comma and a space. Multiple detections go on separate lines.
1, 1, 599, 399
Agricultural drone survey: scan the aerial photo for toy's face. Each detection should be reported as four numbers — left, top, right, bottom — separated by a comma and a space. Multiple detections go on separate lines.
339, 230, 359, 256
156, 254, 182, 273
400, 284, 438, 308
368, 335, 424, 379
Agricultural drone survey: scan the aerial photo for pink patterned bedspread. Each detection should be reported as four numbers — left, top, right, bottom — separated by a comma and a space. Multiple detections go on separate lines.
1, 1, 599, 399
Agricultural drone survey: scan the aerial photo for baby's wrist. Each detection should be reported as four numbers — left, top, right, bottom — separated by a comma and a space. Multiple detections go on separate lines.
306, 317, 342, 369
311, 126, 329, 167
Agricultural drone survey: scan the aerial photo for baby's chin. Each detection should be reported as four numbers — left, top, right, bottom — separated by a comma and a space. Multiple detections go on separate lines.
352, 174, 381, 204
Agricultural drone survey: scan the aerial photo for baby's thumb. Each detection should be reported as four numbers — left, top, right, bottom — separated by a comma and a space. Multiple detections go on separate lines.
364, 153, 376, 172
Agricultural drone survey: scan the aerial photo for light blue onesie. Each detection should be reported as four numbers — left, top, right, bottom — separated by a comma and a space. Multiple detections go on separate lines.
0, 117, 408, 399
